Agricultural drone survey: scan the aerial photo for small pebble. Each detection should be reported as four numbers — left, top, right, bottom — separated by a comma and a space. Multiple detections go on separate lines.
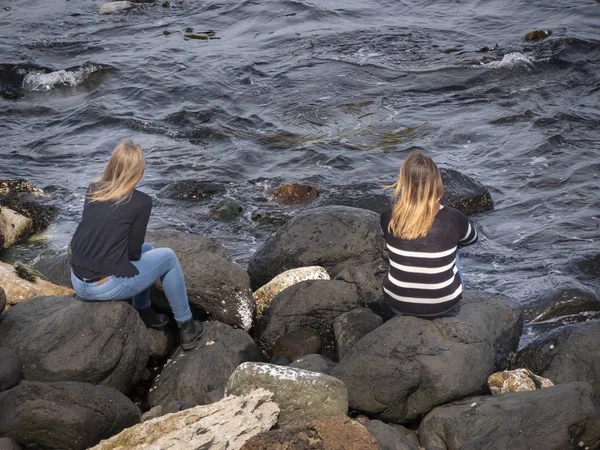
470, 402, 477, 408
550, 344, 555, 349
163, 30, 171, 35
184, 27, 193, 33
162, 1, 170, 6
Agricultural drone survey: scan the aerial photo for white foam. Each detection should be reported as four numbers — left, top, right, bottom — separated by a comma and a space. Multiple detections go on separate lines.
484, 52, 535, 69
22, 65, 104, 91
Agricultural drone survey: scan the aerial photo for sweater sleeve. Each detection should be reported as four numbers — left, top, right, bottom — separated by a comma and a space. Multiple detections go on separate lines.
128, 194, 152, 261
453, 209, 478, 248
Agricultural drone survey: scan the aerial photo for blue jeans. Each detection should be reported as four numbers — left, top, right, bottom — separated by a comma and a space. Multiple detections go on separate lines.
71, 243, 193, 323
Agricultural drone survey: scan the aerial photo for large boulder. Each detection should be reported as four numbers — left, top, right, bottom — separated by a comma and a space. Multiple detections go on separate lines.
418, 382, 600, 450
148, 231, 255, 331
515, 320, 600, 397
0, 381, 140, 450
289, 354, 336, 374
226, 362, 348, 428
438, 168, 493, 215
333, 308, 383, 359
91, 389, 279, 450
247, 206, 385, 289
147, 321, 264, 408
241, 414, 380, 450
0, 295, 150, 394
331, 292, 522, 422
255, 279, 364, 359
364, 420, 419, 450
0, 348, 22, 392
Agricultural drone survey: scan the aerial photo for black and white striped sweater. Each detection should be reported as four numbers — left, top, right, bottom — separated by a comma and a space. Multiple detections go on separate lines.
380, 206, 478, 316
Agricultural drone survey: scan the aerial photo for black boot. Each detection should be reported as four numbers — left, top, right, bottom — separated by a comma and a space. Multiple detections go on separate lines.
179, 319, 205, 350
137, 306, 169, 329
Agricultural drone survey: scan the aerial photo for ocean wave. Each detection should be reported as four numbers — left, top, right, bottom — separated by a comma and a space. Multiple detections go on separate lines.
22, 63, 112, 91
483, 52, 535, 69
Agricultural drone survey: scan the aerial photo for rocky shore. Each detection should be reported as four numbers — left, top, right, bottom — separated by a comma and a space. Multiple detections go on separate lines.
1, 173, 599, 450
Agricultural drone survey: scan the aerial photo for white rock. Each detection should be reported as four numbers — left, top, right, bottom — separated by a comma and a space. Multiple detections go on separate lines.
99, 1, 134, 15
487, 368, 554, 395
0, 207, 32, 249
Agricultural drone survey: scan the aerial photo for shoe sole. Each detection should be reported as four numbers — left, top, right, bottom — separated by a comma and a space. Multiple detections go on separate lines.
181, 328, 205, 351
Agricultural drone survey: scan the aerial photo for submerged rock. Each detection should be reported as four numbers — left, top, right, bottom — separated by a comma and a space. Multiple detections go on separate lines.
528, 288, 600, 323
226, 362, 348, 428
253, 266, 330, 316
215, 198, 243, 220
419, 382, 600, 450
272, 184, 319, 205
439, 168, 493, 215
99, 1, 134, 15
488, 368, 553, 395
157, 180, 226, 200
92, 389, 279, 450
524, 30, 552, 41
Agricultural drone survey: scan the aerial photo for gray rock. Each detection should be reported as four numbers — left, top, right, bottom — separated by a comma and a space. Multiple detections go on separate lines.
0, 381, 140, 450
0, 286, 5, 313
32, 252, 72, 288
418, 382, 600, 450
147, 321, 264, 408
141, 400, 194, 422
334, 308, 383, 359
147, 327, 177, 363
331, 292, 522, 422
148, 231, 255, 331
99, 1, 134, 15
289, 354, 336, 374
248, 206, 385, 289
256, 279, 363, 360
226, 362, 348, 428
0, 295, 150, 394
0, 348, 22, 392
516, 320, 600, 398
364, 420, 419, 450
0, 438, 21, 450
272, 328, 321, 361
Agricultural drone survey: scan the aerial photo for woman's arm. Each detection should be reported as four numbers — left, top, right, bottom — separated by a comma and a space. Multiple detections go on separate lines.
456, 210, 478, 248
128, 194, 152, 261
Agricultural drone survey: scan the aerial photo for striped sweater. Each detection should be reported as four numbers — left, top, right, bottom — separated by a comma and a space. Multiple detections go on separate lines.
380, 206, 478, 316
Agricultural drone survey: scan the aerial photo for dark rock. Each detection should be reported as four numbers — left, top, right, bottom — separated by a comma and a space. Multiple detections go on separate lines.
0, 348, 22, 392
147, 231, 255, 330
439, 168, 493, 215
147, 321, 264, 408
331, 292, 522, 422
0, 437, 21, 450
319, 183, 391, 214
147, 326, 177, 363
0, 381, 140, 450
0, 295, 150, 394
157, 180, 226, 200
364, 420, 419, 450
241, 415, 380, 450
32, 252, 72, 288
528, 288, 600, 323
250, 209, 290, 227
289, 354, 336, 374
419, 382, 600, 450
248, 206, 385, 289
0, 287, 6, 313
333, 308, 383, 360
215, 198, 242, 220
578, 254, 600, 279
516, 320, 600, 397
256, 280, 364, 360
524, 29, 552, 41
272, 329, 322, 361
272, 184, 319, 205
141, 400, 194, 422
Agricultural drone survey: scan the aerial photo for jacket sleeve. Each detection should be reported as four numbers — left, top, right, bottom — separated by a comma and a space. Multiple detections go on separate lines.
454, 209, 478, 248
128, 195, 152, 261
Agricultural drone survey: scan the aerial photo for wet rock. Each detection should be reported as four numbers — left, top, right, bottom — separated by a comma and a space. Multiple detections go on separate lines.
0, 381, 140, 450
515, 320, 600, 397
439, 168, 493, 215
253, 266, 330, 317
215, 198, 242, 220
0, 348, 22, 392
525, 288, 600, 323
256, 280, 363, 360
0, 295, 150, 394
92, 389, 278, 450
226, 362, 348, 428
0, 438, 21, 450
577, 253, 600, 279
32, 252, 72, 288
488, 368, 553, 395
0, 262, 74, 309
331, 292, 522, 422
272, 329, 322, 361
0, 179, 44, 196
250, 209, 289, 227
364, 420, 419, 450
248, 206, 384, 289
524, 30, 552, 41
0, 207, 32, 249
319, 183, 391, 214
419, 382, 600, 450
0, 286, 6, 313
141, 401, 195, 422
99, 1, 134, 15
241, 414, 380, 450
147, 321, 264, 408
148, 231, 255, 331
272, 184, 319, 205
147, 327, 177, 363
289, 354, 336, 374
157, 180, 226, 200
333, 308, 383, 359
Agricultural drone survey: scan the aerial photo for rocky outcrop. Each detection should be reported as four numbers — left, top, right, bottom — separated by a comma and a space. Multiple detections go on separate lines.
147, 321, 264, 408
241, 415, 380, 450
0, 381, 140, 450
364, 420, 419, 450
333, 308, 383, 359
247, 206, 385, 289
256, 279, 363, 359
331, 292, 523, 422
418, 382, 600, 450
0, 348, 22, 392
253, 266, 330, 316
226, 362, 348, 428
91, 389, 279, 450
289, 354, 336, 374
488, 369, 553, 395
0, 207, 31, 249
0, 295, 150, 394
272, 329, 322, 362
516, 320, 600, 397
148, 231, 255, 330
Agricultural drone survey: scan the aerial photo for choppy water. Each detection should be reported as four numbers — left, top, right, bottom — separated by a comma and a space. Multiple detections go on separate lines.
1, 0, 599, 307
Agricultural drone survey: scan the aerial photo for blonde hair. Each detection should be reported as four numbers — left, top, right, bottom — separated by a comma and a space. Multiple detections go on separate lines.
88, 140, 145, 203
387, 150, 444, 239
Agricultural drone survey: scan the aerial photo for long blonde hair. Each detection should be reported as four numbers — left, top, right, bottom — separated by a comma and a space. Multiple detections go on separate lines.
387, 150, 444, 239
88, 140, 145, 203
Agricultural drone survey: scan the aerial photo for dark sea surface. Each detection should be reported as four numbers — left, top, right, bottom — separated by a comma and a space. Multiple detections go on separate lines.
1, 0, 599, 316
